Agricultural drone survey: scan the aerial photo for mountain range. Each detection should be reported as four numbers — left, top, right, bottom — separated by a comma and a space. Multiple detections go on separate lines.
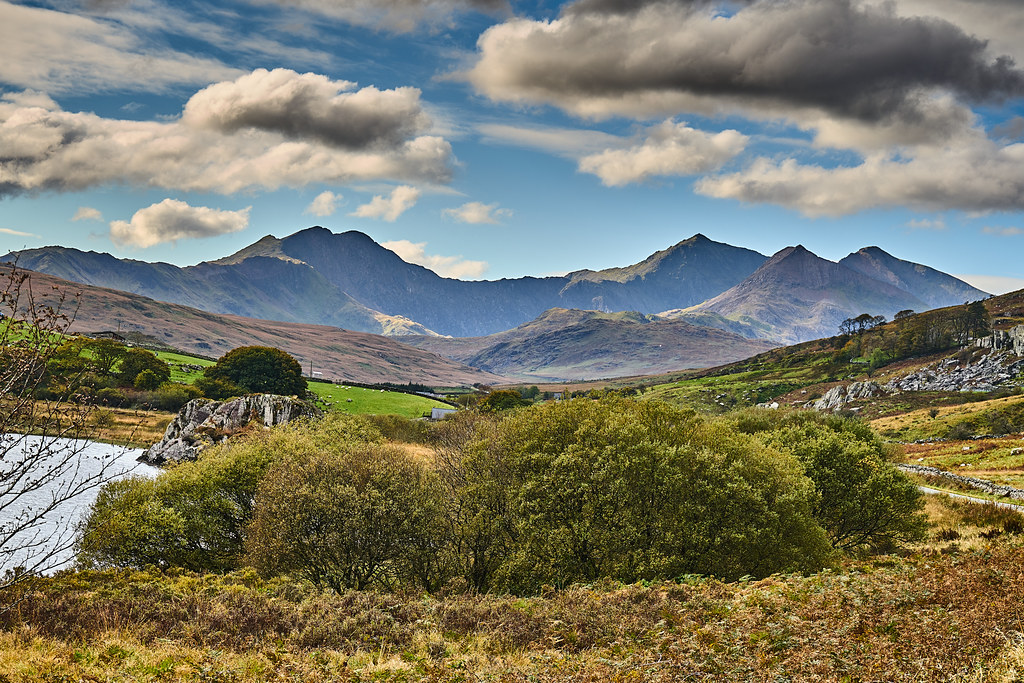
2, 227, 989, 380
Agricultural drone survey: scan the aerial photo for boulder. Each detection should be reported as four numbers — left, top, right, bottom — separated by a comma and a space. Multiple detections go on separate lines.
812, 381, 880, 412
141, 394, 322, 465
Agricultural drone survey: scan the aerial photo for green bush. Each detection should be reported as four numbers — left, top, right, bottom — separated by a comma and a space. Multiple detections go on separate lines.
731, 409, 927, 551
78, 414, 383, 572
488, 399, 831, 590
117, 348, 170, 387
477, 389, 529, 412
246, 443, 447, 592
194, 375, 243, 400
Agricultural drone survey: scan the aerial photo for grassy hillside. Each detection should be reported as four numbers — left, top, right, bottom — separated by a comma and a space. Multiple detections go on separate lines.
403, 308, 777, 382
2, 265, 501, 386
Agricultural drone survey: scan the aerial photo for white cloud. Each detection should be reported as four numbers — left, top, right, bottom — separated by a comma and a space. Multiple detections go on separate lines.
246, 0, 508, 33
0, 227, 39, 238
477, 123, 622, 157
578, 120, 748, 186
0, 0, 240, 93
72, 206, 104, 222
350, 186, 421, 221
982, 226, 1024, 236
906, 217, 946, 231
110, 199, 251, 248
954, 274, 1024, 295
695, 135, 1024, 216
442, 201, 512, 224
381, 239, 488, 278
0, 72, 453, 198
304, 191, 342, 217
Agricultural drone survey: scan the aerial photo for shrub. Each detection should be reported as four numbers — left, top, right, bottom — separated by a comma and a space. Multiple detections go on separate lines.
94, 387, 127, 407
444, 399, 831, 592
78, 414, 383, 572
117, 348, 170, 387
194, 375, 243, 400
133, 369, 162, 390
731, 409, 927, 551
246, 443, 447, 592
478, 389, 529, 412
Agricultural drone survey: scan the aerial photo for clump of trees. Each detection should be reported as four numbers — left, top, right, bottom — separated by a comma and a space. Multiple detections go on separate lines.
201, 345, 306, 397
79, 397, 925, 595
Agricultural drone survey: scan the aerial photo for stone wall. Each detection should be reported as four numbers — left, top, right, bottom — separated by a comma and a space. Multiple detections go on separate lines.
897, 463, 1024, 502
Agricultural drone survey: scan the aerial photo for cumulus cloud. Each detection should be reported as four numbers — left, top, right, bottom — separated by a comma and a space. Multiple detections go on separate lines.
442, 201, 512, 224
304, 191, 341, 217
0, 72, 452, 198
109, 199, 251, 248
381, 239, 488, 278
72, 206, 104, 222
695, 135, 1024, 216
888, 0, 1024, 64
247, 0, 508, 32
183, 68, 430, 150
467, 0, 1024, 139
350, 186, 421, 221
578, 120, 748, 186
0, 1, 240, 93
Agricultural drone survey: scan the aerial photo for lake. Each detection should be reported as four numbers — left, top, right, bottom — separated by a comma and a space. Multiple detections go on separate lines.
0, 433, 159, 575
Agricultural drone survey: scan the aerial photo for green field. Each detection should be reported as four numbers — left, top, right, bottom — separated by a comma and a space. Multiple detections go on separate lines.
307, 380, 451, 418
152, 349, 450, 418
153, 349, 214, 383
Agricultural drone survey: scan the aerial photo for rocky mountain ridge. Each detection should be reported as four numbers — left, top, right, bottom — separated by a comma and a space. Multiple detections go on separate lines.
4, 227, 987, 353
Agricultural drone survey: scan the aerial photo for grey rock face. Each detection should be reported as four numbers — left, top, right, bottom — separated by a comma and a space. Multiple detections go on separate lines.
812, 381, 880, 412
885, 350, 1024, 394
141, 394, 321, 465
976, 324, 1024, 357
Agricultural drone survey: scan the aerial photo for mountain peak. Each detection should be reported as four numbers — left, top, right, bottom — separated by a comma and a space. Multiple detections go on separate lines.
840, 245, 988, 306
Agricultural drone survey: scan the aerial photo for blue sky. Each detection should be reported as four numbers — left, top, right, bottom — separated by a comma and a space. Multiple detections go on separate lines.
1, 0, 1023, 293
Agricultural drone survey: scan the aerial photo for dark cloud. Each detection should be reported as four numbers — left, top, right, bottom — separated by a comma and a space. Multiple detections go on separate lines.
470, 0, 1024, 127
182, 68, 431, 151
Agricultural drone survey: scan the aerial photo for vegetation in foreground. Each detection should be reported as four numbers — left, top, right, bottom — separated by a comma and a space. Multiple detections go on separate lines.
4, 496, 1024, 682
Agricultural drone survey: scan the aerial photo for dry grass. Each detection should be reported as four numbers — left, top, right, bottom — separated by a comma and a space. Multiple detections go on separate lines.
4, 524, 1024, 682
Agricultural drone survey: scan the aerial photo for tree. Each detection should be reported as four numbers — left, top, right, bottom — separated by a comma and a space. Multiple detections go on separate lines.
117, 348, 170, 387
477, 389, 529, 412
0, 265, 125, 607
203, 346, 306, 396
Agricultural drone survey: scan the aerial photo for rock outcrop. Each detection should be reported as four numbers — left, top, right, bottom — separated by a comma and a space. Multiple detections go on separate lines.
812, 381, 881, 412
884, 351, 1024, 394
141, 394, 321, 465
976, 324, 1024, 357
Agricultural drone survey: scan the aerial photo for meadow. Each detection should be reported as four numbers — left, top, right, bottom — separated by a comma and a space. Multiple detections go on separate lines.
153, 349, 451, 418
